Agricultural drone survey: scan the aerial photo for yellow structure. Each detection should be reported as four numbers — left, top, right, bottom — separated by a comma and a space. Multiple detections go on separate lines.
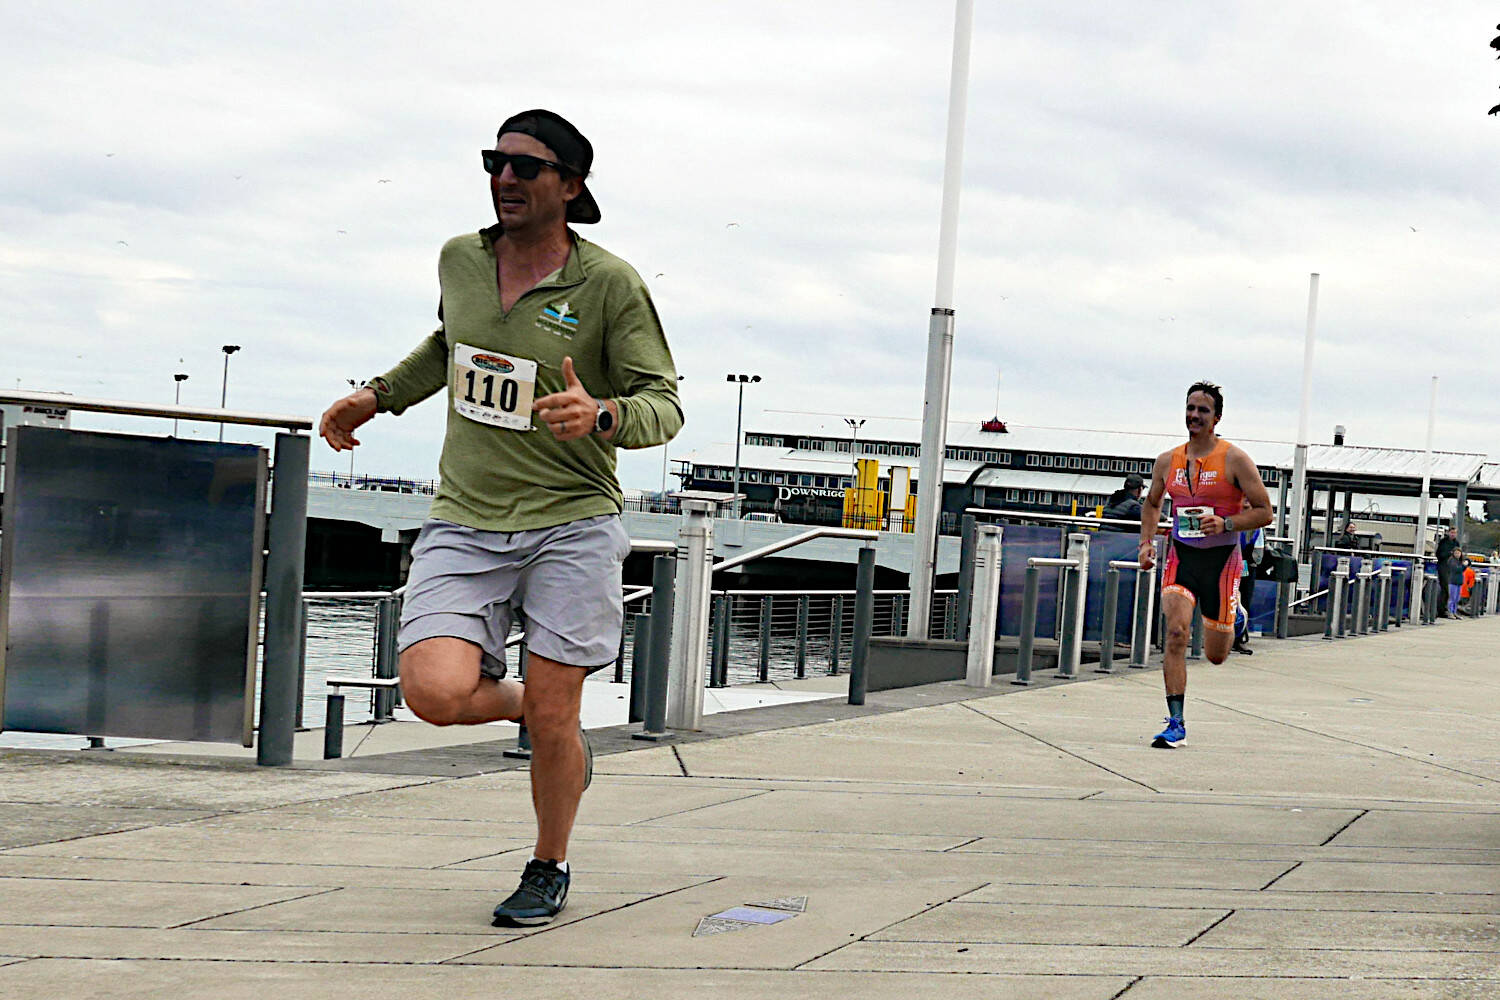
843, 458, 885, 531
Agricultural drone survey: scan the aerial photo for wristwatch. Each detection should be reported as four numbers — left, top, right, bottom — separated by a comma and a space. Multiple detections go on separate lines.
1224, 515, 1236, 533
592, 399, 614, 434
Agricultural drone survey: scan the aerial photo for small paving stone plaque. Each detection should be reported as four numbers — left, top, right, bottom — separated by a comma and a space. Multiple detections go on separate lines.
744, 895, 807, 913
693, 897, 809, 937
713, 906, 795, 925
694, 915, 756, 937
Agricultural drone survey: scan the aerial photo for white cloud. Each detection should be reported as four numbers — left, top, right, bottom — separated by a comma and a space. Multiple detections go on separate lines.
3, 0, 1498, 492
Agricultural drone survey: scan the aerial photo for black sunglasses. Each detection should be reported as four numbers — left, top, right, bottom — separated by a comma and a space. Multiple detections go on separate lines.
481, 150, 574, 180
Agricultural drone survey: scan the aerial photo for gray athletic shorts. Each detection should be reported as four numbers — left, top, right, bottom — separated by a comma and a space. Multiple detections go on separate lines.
398, 514, 631, 678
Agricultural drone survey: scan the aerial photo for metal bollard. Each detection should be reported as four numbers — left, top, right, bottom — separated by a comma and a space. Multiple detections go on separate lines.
635, 554, 674, 740
758, 595, 773, 682
1189, 605, 1204, 660
1338, 575, 1350, 638
629, 612, 651, 723
1097, 567, 1120, 673
848, 545, 876, 705
323, 693, 345, 759
965, 524, 1004, 688
1376, 568, 1391, 632
1013, 565, 1040, 686
828, 595, 844, 675
503, 641, 532, 760
1129, 564, 1153, 669
955, 514, 977, 642
1393, 570, 1407, 627
892, 594, 906, 636
614, 622, 626, 684
296, 599, 309, 730
1274, 577, 1292, 640
1354, 573, 1371, 636
1333, 557, 1351, 637
374, 596, 399, 722
1056, 564, 1081, 680
710, 595, 730, 688
795, 596, 809, 679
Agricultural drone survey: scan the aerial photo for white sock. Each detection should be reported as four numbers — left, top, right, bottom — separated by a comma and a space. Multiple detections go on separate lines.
532, 855, 568, 873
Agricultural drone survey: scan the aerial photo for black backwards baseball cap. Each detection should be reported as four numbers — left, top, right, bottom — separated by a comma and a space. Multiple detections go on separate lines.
496, 109, 601, 224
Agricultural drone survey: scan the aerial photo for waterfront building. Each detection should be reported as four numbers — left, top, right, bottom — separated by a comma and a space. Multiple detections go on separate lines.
674, 409, 1497, 553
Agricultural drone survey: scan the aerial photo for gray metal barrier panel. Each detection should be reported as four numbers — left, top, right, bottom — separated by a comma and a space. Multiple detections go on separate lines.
0, 427, 265, 744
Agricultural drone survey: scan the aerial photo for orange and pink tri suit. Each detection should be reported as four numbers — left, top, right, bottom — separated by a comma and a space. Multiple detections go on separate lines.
1162, 438, 1245, 633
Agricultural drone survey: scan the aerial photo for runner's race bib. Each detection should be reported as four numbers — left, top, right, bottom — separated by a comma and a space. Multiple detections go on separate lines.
453, 344, 535, 431
1176, 505, 1212, 538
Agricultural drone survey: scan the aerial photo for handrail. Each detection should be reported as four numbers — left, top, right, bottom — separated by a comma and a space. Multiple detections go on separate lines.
965, 506, 1170, 531
1109, 560, 1143, 570
713, 527, 878, 575
1289, 588, 1330, 609
710, 587, 958, 597
0, 389, 312, 431
1028, 557, 1080, 568
1313, 545, 1422, 561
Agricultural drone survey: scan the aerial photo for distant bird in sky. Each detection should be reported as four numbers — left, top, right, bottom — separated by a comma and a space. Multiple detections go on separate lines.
725, 222, 740, 228
1409, 226, 1419, 232
104, 152, 114, 157
654, 272, 665, 278
377, 178, 391, 183
1490, 103, 1500, 116
115, 240, 128, 246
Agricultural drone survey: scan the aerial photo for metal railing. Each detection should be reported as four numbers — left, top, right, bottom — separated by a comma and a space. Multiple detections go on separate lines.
1012, 557, 1081, 685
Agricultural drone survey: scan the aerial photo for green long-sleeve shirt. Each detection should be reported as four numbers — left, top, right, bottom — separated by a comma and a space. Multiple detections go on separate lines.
368, 226, 682, 531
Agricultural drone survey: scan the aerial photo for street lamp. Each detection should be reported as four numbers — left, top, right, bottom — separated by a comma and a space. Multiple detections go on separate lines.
218, 345, 241, 442
726, 373, 761, 518
345, 379, 360, 484
172, 373, 189, 437
845, 417, 866, 529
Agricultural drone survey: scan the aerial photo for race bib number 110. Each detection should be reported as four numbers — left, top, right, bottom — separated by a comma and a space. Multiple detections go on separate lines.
453, 344, 536, 431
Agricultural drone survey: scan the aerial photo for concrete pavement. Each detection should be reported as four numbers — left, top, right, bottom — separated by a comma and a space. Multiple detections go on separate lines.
1, 617, 1496, 998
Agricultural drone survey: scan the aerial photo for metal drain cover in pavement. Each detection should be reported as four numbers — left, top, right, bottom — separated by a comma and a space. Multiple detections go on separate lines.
693, 897, 809, 937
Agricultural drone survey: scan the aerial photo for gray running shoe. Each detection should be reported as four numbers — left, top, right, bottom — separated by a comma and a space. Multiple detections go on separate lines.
492, 858, 570, 926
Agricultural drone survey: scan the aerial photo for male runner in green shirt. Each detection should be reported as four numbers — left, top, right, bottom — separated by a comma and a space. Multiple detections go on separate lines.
320, 109, 682, 926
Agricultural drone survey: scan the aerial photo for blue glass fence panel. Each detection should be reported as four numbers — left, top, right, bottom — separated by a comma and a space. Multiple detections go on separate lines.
1081, 531, 1140, 643
996, 525, 1064, 639
1246, 579, 1277, 630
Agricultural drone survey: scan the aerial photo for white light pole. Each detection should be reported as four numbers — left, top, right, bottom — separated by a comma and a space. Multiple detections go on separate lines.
345, 378, 360, 484
1288, 274, 1318, 565
909, 0, 974, 638
727, 373, 760, 518
172, 373, 188, 437
218, 344, 241, 442
1412, 376, 1438, 610
845, 417, 866, 528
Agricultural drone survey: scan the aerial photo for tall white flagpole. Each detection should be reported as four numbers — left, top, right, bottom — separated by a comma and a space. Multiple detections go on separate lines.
1411, 375, 1438, 617
908, 0, 974, 638
1288, 273, 1318, 567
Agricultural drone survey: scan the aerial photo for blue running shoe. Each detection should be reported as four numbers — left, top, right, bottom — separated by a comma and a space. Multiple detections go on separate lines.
1151, 716, 1186, 749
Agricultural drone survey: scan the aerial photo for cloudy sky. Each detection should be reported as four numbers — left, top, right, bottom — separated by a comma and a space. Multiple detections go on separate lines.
4, 1, 1497, 490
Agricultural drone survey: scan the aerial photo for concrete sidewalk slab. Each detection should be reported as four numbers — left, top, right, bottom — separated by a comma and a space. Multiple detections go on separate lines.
0, 961, 1137, 1000
1, 613, 1496, 996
